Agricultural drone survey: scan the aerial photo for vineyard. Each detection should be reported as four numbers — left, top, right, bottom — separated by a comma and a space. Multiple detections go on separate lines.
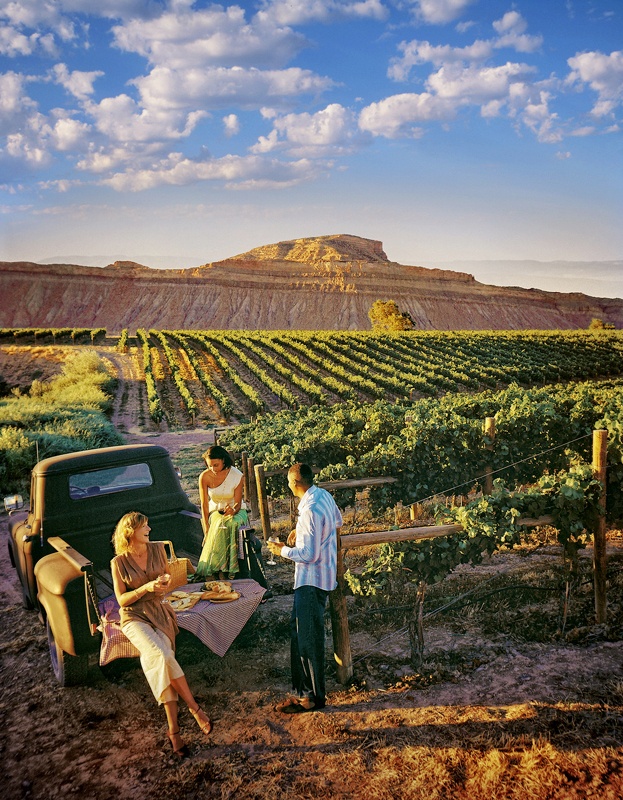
81, 327, 623, 428
2, 326, 623, 497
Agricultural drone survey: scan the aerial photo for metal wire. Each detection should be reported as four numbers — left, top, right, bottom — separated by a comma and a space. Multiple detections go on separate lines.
405, 431, 593, 508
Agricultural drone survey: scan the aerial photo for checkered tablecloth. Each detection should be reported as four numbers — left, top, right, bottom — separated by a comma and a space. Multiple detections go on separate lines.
98, 579, 266, 665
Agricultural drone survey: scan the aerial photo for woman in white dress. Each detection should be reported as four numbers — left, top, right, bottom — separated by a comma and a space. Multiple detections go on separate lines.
196, 445, 248, 580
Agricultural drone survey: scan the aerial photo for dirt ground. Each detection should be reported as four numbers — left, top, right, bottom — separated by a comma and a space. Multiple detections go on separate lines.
1, 347, 622, 799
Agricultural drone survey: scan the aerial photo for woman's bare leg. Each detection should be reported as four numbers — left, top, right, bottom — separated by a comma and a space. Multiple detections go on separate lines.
170, 675, 212, 734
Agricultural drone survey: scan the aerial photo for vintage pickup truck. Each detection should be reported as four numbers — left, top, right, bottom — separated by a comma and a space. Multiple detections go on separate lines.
7, 443, 206, 686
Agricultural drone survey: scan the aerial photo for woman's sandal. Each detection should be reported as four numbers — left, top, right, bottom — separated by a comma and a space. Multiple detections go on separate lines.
166, 729, 189, 758
190, 705, 213, 735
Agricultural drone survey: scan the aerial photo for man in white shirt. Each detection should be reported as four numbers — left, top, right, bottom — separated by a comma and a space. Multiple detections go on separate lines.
267, 463, 343, 713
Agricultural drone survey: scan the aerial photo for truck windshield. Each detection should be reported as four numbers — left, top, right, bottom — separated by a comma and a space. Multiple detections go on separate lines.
69, 463, 153, 500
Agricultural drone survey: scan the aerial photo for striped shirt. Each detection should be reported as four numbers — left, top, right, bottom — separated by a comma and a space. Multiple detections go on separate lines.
281, 484, 343, 592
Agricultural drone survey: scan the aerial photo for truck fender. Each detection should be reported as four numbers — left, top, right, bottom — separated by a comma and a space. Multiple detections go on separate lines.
34, 553, 99, 658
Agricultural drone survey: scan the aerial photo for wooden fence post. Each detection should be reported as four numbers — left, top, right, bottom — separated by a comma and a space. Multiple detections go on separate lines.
246, 456, 260, 521
241, 451, 249, 504
484, 416, 496, 495
329, 528, 354, 684
593, 429, 608, 624
254, 463, 272, 541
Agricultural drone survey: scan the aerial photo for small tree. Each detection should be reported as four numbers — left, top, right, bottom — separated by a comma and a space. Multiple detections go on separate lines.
368, 300, 415, 331
589, 318, 615, 330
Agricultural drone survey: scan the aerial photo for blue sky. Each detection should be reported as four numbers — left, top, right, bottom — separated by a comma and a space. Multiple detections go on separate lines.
0, 1, 622, 296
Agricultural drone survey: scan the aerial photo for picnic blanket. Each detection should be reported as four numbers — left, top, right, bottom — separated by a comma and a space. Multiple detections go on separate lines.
98, 578, 266, 665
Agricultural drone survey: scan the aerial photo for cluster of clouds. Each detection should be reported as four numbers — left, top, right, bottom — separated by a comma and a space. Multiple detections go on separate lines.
0, 0, 622, 193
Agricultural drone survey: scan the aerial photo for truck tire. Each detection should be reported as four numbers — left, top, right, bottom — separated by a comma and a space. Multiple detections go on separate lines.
21, 584, 34, 610
46, 618, 89, 686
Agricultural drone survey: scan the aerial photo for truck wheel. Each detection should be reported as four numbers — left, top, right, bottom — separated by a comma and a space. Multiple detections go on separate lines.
46, 619, 89, 686
21, 584, 34, 610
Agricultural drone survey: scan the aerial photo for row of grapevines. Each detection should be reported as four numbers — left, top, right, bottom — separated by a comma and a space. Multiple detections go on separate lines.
166, 332, 233, 418
207, 332, 300, 408
221, 378, 623, 520
233, 334, 328, 405
347, 461, 603, 594
184, 333, 264, 414
0, 327, 107, 343
149, 330, 198, 419
136, 329, 163, 423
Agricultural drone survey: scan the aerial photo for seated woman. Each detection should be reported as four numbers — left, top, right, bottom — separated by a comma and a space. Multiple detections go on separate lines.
196, 445, 248, 581
111, 511, 212, 758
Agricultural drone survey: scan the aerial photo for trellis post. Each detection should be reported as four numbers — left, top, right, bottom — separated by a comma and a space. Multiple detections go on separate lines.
254, 463, 272, 541
592, 429, 608, 624
484, 416, 496, 495
246, 456, 260, 521
329, 528, 354, 684
241, 451, 249, 504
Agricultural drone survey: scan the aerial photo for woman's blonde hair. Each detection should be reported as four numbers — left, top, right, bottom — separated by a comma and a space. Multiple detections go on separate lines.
112, 511, 148, 555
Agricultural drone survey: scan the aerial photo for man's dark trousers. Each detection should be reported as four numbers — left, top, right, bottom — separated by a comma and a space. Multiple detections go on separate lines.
290, 585, 329, 707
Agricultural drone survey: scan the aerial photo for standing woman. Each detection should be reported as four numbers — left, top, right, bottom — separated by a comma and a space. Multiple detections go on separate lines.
111, 511, 212, 758
196, 445, 248, 581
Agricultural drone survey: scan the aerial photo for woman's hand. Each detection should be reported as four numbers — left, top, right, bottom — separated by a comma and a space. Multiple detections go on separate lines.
287, 529, 297, 547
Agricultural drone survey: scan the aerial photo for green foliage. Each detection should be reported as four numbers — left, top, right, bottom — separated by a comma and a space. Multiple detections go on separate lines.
117, 329, 129, 352
136, 328, 163, 423
346, 463, 603, 597
369, 300, 415, 331
221, 378, 623, 522
0, 351, 122, 494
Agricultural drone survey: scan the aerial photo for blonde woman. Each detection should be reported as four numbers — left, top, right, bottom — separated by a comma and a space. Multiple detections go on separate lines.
111, 511, 212, 757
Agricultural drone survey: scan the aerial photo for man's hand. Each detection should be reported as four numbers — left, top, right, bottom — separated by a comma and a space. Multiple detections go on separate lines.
266, 539, 282, 557
287, 529, 297, 547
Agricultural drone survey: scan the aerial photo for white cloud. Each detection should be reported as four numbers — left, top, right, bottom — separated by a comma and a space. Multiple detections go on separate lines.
223, 113, 240, 137
51, 63, 104, 100
77, 142, 165, 173
101, 152, 325, 191
409, 0, 475, 25
0, 71, 36, 123
566, 50, 623, 117
133, 65, 335, 112
426, 62, 536, 104
516, 90, 562, 143
358, 92, 456, 137
250, 103, 368, 157
85, 93, 207, 143
5, 130, 52, 166
256, 0, 388, 26
112, 4, 306, 70
50, 115, 90, 150
492, 11, 542, 54
390, 12, 542, 83
389, 39, 492, 81
0, 24, 52, 56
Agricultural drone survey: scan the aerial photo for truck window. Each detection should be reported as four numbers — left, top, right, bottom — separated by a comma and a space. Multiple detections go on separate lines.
69, 463, 153, 500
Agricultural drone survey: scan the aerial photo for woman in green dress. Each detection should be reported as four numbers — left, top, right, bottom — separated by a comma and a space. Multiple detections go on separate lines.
196, 445, 248, 581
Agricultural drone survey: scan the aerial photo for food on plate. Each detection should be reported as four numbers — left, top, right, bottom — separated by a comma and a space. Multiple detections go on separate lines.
203, 580, 233, 594
209, 591, 240, 603
169, 596, 195, 611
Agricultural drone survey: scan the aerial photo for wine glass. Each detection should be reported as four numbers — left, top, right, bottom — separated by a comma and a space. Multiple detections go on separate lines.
216, 501, 227, 530
266, 536, 279, 566
157, 572, 171, 603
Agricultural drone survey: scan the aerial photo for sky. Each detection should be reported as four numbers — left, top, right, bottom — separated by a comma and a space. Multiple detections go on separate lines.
0, 0, 622, 297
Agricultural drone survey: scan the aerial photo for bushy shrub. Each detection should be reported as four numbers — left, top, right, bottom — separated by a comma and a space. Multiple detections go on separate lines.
0, 351, 123, 495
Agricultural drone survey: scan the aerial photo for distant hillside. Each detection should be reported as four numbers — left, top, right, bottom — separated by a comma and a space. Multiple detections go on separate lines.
1, 235, 622, 332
